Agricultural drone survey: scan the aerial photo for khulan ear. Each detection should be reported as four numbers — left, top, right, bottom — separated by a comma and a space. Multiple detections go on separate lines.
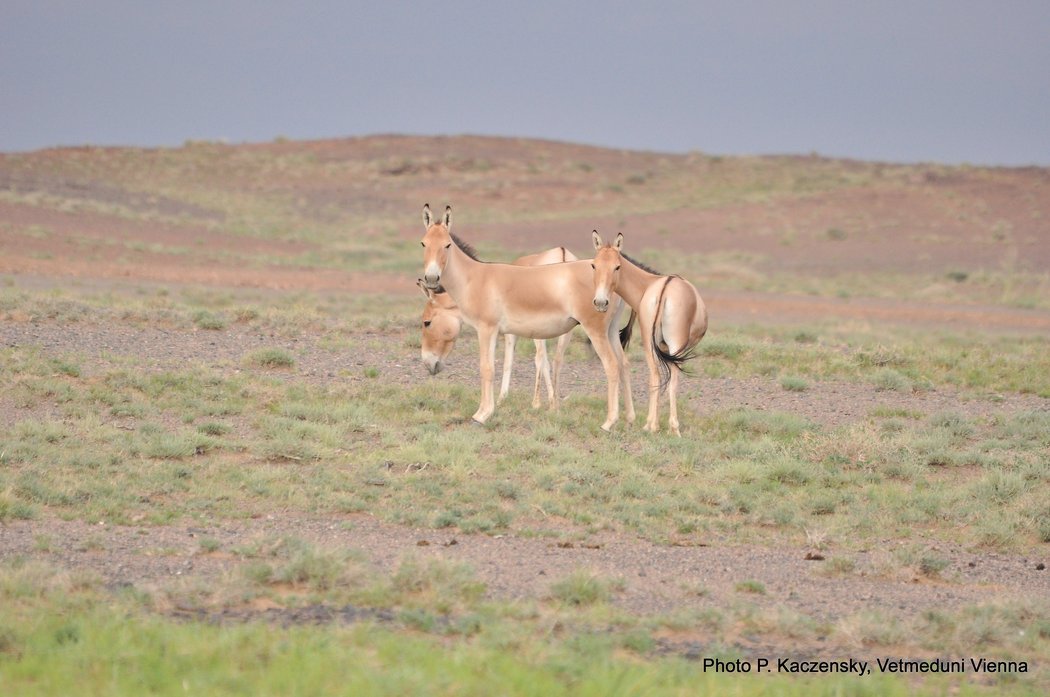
422, 203, 433, 229
443, 205, 452, 230
592, 229, 603, 250
614, 232, 624, 251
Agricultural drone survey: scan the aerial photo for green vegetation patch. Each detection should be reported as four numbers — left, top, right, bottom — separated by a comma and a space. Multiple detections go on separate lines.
1, 557, 1047, 696
2, 340, 1048, 549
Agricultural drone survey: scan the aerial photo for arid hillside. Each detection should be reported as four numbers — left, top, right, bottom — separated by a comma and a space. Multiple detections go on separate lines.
2, 135, 1047, 313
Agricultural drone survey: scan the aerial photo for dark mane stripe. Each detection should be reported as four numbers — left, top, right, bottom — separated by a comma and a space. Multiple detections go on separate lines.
621, 251, 661, 276
451, 233, 480, 261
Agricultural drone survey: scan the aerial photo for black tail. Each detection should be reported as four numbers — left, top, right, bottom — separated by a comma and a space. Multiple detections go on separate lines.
651, 277, 699, 391
653, 338, 699, 391
619, 310, 636, 350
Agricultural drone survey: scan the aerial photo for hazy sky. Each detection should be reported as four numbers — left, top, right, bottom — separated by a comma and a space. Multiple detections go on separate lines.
3, 1, 1049, 165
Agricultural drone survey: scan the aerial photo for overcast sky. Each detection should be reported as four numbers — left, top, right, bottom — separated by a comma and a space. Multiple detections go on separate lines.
3, 1, 1049, 165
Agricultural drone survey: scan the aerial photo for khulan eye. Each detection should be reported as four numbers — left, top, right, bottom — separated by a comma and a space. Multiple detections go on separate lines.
423, 320, 432, 327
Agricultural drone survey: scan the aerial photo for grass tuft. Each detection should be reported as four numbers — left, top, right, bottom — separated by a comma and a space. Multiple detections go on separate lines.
246, 348, 295, 368
779, 375, 809, 392
735, 580, 766, 594
192, 311, 227, 330
549, 571, 623, 607
872, 368, 912, 392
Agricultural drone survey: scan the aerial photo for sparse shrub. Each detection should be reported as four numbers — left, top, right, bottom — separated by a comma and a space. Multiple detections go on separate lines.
192, 311, 227, 330
855, 346, 909, 369
76, 536, 105, 552
399, 607, 440, 632
621, 629, 655, 653
242, 562, 273, 585
870, 406, 923, 419
493, 481, 521, 500
145, 432, 215, 459
34, 534, 55, 552
975, 515, 1017, 548
822, 557, 856, 576
793, 331, 818, 344
780, 375, 808, 392
273, 546, 346, 590
825, 227, 848, 241
701, 338, 745, 359
764, 457, 814, 486
846, 612, 906, 646
912, 431, 957, 467
50, 359, 81, 377
449, 611, 486, 636
449, 612, 484, 636
13, 419, 67, 444
719, 408, 815, 440
197, 422, 229, 436
334, 496, 368, 514
919, 556, 949, 577
1039, 518, 1050, 544
433, 510, 460, 528
198, 537, 220, 553
549, 571, 622, 606
53, 624, 79, 645
246, 348, 295, 369
0, 489, 35, 522
111, 404, 145, 418
929, 411, 974, 437
771, 505, 796, 527
390, 558, 485, 607
735, 580, 766, 594
1003, 411, 1050, 443
257, 433, 319, 462
974, 471, 1027, 505
880, 418, 907, 434
946, 270, 969, 282
809, 492, 841, 515
957, 608, 1007, 647
872, 368, 912, 392
676, 520, 698, 534
884, 459, 922, 480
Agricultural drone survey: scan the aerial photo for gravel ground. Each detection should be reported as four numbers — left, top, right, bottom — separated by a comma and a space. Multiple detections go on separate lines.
2, 316, 1048, 637
3, 319, 1045, 430
2, 513, 1047, 626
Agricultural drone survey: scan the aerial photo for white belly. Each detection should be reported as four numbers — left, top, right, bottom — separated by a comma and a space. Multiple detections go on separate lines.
501, 313, 578, 339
